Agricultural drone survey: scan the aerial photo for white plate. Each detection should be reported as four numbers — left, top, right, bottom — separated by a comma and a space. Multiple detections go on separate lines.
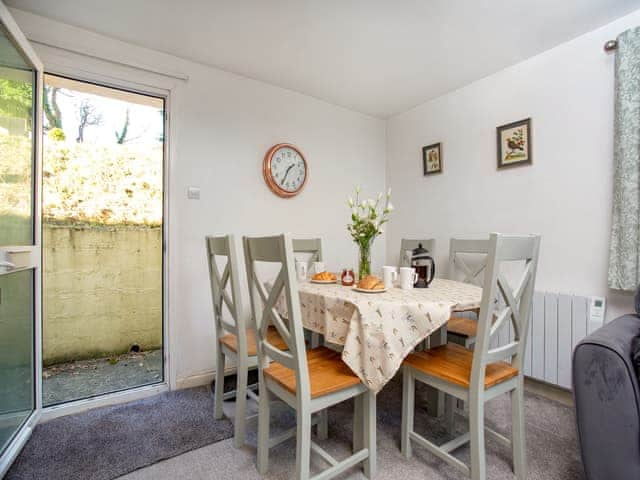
352, 286, 387, 294
310, 279, 338, 284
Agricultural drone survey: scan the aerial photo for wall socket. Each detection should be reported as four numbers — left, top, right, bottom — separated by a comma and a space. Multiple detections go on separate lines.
187, 186, 200, 200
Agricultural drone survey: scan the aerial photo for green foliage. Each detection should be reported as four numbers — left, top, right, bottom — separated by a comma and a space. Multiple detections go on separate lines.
48, 127, 66, 142
0, 78, 32, 124
42, 137, 163, 226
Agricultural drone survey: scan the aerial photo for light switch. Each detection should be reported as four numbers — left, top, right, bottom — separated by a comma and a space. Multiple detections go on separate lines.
187, 186, 200, 200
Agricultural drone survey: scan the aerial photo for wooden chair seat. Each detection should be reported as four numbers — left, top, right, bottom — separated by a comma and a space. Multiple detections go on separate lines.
404, 343, 518, 389
220, 326, 288, 356
447, 315, 478, 339
264, 346, 362, 398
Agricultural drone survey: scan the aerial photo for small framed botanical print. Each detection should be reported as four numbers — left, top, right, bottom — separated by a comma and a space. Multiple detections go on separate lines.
422, 142, 442, 175
497, 118, 531, 169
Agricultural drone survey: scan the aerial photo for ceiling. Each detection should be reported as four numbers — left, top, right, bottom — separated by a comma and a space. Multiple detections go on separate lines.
7, 0, 640, 118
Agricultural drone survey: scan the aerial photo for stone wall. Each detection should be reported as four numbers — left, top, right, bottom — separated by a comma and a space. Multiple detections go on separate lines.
43, 224, 162, 365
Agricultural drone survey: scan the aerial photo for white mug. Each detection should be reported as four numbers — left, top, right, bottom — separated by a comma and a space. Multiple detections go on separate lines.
399, 267, 418, 290
382, 266, 398, 289
312, 261, 325, 274
295, 261, 308, 281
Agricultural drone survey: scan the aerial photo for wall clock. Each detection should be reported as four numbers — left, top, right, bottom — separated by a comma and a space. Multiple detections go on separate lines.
263, 143, 308, 198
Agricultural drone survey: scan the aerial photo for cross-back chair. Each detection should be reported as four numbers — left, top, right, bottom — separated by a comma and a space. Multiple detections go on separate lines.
244, 234, 376, 480
399, 238, 435, 268
292, 238, 323, 348
207, 234, 288, 448
401, 233, 541, 480
447, 238, 491, 347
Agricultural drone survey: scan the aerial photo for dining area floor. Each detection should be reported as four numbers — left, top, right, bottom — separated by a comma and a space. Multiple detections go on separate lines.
121, 376, 583, 480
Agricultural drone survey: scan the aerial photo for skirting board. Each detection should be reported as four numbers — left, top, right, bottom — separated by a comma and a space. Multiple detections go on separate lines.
176, 358, 259, 390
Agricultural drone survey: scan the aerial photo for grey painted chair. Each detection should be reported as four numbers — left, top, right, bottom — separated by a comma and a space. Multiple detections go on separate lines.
244, 234, 376, 480
399, 238, 435, 268
207, 234, 288, 448
292, 238, 323, 349
401, 233, 540, 480
446, 238, 490, 348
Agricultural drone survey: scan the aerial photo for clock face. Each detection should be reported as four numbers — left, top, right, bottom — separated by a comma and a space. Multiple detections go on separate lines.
263, 144, 308, 197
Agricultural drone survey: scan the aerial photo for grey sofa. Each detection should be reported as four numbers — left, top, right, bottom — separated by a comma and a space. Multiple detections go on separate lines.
573, 314, 640, 480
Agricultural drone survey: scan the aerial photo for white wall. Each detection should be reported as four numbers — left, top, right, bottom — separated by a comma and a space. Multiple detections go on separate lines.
11, 9, 386, 387
386, 10, 640, 321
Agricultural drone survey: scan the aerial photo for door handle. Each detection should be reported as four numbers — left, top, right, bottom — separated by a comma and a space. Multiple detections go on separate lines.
0, 261, 16, 270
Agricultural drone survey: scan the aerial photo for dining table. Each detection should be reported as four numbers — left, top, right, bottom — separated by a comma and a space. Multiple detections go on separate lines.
276, 277, 483, 415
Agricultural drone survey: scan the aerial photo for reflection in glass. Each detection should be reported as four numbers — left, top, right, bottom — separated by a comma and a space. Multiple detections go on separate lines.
0, 270, 34, 455
0, 25, 34, 246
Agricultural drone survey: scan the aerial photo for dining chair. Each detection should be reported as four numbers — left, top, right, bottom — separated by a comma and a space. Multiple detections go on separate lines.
401, 233, 540, 480
292, 238, 323, 348
244, 233, 377, 480
446, 238, 490, 348
399, 238, 435, 267
207, 234, 289, 448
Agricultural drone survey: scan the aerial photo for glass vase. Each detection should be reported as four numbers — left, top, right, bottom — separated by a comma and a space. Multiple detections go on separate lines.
358, 241, 372, 280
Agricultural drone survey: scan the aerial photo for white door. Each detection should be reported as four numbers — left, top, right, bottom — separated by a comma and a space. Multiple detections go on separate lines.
0, 3, 43, 476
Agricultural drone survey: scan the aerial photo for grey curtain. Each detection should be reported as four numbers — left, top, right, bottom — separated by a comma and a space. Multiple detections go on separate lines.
608, 27, 640, 291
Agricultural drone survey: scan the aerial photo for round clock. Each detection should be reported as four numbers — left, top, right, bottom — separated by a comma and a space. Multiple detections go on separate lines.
263, 143, 308, 198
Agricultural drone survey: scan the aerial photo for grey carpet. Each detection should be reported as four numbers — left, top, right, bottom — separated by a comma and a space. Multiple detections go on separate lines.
123, 375, 585, 480
6, 386, 234, 480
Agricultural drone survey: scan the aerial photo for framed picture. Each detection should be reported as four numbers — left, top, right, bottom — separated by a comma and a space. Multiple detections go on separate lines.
497, 118, 531, 169
422, 142, 442, 175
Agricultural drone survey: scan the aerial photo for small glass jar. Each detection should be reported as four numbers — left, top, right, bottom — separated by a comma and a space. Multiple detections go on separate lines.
341, 268, 355, 286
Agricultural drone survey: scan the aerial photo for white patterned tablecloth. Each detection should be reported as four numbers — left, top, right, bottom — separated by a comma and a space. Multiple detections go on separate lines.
278, 278, 482, 393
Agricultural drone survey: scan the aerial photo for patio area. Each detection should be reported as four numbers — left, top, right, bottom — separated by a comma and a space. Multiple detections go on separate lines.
42, 349, 163, 406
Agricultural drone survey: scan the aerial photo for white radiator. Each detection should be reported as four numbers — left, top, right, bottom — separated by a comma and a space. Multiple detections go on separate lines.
483, 291, 602, 390
523, 292, 602, 389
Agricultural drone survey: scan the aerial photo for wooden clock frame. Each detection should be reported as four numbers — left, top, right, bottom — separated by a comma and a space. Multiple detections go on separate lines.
262, 143, 308, 198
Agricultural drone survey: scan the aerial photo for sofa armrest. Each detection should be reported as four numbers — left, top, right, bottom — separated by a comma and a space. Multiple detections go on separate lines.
573, 314, 640, 480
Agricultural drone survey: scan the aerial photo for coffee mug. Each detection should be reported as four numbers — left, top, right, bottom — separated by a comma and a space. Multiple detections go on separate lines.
399, 267, 418, 290
382, 266, 398, 289
312, 261, 325, 274
295, 261, 308, 281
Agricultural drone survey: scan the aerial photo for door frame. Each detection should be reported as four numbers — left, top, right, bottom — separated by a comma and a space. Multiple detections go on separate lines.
34, 58, 177, 420
0, 2, 43, 477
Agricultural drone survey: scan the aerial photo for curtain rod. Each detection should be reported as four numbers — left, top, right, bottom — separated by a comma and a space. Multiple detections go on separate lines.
604, 39, 617, 52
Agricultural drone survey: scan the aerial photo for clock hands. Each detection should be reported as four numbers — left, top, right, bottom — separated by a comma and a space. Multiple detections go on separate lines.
281, 163, 295, 184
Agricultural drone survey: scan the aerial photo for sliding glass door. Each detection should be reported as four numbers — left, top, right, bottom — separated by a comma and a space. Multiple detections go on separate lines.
0, 4, 42, 476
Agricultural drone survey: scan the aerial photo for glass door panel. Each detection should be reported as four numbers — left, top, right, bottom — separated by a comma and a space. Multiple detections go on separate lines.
0, 270, 34, 454
0, 26, 34, 247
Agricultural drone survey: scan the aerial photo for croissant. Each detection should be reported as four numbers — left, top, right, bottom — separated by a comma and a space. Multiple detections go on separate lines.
357, 275, 385, 290
312, 271, 337, 281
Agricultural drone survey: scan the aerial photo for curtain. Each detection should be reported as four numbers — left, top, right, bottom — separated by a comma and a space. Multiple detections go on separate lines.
608, 27, 640, 291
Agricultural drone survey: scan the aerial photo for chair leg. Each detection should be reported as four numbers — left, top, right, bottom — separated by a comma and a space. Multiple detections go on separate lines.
469, 391, 486, 480
257, 383, 271, 475
511, 380, 527, 480
295, 408, 312, 480
353, 394, 363, 453
401, 365, 414, 459
317, 409, 328, 440
363, 390, 377, 479
233, 355, 248, 448
214, 346, 225, 420
445, 394, 455, 435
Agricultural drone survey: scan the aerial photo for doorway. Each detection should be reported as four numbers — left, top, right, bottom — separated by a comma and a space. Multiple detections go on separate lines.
40, 74, 165, 406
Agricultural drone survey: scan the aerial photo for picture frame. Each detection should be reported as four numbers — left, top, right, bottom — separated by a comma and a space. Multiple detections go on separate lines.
496, 118, 532, 169
422, 142, 442, 175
